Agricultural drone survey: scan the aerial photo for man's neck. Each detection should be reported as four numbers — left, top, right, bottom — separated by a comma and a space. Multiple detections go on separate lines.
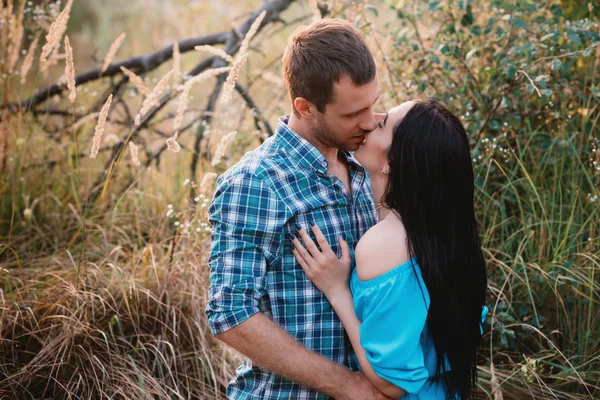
288, 113, 339, 166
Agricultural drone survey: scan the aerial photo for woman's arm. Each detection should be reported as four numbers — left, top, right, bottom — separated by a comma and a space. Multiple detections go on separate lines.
329, 290, 406, 400
289, 225, 406, 399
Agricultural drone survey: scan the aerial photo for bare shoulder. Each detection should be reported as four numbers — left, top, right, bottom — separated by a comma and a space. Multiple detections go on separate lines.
355, 217, 411, 281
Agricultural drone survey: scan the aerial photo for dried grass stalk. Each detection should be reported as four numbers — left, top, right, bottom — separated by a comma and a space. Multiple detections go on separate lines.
221, 53, 248, 104
36, 18, 51, 33
180, 66, 230, 90
0, 109, 8, 168
40, 0, 74, 64
128, 141, 140, 166
238, 11, 266, 57
20, 31, 41, 84
225, 53, 248, 87
90, 94, 113, 158
491, 363, 504, 400
173, 41, 181, 83
7, 1, 25, 71
119, 66, 151, 96
101, 32, 126, 74
62, 112, 100, 136
211, 131, 237, 166
40, 52, 65, 77
64, 36, 76, 103
0, 3, 13, 52
173, 85, 190, 134
199, 172, 218, 195
172, 67, 231, 135
308, 0, 322, 22
217, 12, 263, 105
166, 136, 181, 153
194, 45, 234, 63
135, 69, 174, 127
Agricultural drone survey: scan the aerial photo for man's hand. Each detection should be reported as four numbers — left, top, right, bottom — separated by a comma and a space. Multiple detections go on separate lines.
334, 372, 394, 400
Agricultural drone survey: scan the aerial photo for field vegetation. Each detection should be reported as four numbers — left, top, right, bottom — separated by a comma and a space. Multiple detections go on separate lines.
0, 0, 598, 398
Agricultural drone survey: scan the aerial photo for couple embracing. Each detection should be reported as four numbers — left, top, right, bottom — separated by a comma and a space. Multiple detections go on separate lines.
206, 19, 488, 400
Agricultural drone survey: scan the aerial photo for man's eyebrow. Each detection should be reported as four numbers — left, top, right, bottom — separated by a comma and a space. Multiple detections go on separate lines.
343, 92, 380, 116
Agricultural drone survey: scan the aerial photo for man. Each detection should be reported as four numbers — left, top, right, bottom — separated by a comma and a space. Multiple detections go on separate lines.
206, 19, 387, 399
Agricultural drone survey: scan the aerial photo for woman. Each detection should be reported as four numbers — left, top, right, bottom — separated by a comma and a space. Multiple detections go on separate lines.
290, 99, 488, 399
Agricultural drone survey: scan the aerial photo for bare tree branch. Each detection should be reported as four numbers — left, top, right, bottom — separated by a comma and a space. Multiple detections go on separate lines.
85, 0, 296, 204
188, 0, 296, 203
1, 32, 230, 113
235, 82, 273, 136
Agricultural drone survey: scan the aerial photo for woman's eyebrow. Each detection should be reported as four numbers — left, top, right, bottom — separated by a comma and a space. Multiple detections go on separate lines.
383, 112, 389, 126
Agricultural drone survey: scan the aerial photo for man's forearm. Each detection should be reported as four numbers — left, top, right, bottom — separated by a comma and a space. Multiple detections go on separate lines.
215, 312, 352, 397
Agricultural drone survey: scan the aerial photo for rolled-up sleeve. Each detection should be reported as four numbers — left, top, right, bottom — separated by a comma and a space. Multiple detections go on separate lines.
205, 172, 285, 336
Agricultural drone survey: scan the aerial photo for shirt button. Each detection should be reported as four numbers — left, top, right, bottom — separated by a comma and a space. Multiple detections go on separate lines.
321, 161, 327, 167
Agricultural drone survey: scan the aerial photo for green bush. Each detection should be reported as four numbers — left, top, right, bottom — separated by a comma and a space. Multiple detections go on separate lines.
357, 0, 599, 397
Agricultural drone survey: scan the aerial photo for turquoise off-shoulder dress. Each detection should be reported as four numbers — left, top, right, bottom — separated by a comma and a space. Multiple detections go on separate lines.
349, 257, 488, 400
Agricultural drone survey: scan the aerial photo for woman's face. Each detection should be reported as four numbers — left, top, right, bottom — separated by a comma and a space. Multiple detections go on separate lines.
354, 101, 416, 177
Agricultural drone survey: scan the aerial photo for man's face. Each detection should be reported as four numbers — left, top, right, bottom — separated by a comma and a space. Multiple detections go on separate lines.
311, 75, 380, 152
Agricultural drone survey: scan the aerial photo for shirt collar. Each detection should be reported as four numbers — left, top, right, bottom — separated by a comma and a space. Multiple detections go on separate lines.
275, 115, 364, 174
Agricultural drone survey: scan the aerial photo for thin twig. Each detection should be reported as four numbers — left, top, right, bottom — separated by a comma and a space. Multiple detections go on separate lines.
517, 70, 542, 97
234, 82, 273, 136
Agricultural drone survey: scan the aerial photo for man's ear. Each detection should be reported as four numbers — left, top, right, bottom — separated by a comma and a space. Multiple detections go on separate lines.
293, 97, 316, 120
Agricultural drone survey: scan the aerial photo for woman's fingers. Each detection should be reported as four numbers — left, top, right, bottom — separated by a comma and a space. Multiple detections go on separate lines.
295, 225, 324, 261
292, 247, 311, 275
291, 234, 316, 269
310, 223, 334, 256
339, 235, 350, 263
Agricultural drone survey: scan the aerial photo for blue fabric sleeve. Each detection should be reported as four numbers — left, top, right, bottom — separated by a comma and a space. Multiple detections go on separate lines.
205, 173, 286, 336
481, 305, 489, 334
357, 266, 430, 394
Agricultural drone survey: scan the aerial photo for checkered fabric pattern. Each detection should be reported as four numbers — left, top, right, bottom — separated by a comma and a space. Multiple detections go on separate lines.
206, 115, 378, 399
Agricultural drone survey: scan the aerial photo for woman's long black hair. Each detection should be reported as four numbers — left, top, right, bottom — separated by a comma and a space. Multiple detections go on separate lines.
383, 99, 487, 399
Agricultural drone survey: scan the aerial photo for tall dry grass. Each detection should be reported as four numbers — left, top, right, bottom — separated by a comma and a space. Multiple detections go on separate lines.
0, 1, 259, 397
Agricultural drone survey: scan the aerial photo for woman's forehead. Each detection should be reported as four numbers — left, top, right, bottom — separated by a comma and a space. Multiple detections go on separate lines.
387, 101, 417, 124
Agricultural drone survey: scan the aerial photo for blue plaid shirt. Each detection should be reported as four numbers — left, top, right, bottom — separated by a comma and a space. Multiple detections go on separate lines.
206, 116, 378, 399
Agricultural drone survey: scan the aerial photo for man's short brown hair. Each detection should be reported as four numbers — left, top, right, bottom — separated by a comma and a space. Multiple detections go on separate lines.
282, 19, 377, 117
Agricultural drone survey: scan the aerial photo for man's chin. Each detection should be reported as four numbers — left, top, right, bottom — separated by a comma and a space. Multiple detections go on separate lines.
343, 143, 361, 152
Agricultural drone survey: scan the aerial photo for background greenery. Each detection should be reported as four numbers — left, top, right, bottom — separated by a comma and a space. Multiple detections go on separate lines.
0, 0, 598, 398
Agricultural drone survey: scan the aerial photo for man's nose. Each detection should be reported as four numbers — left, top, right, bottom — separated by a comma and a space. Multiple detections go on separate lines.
361, 112, 385, 132
359, 112, 377, 132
